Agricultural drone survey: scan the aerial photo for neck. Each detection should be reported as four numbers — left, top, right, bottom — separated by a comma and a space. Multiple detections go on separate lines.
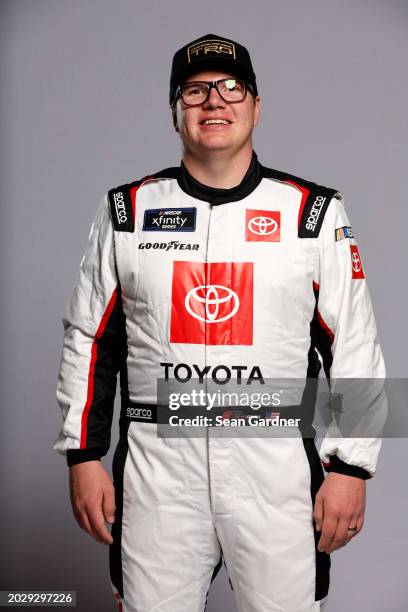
182, 143, 254, 188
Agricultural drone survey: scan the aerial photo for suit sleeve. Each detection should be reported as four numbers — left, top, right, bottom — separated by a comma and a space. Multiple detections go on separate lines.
313, 194, 387, 479
53, 195, 126, 467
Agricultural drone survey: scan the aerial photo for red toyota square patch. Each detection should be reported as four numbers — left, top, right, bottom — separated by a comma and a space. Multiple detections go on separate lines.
350, 245, 365, 279
170, 261, 253, 345
245, 209, 281, 242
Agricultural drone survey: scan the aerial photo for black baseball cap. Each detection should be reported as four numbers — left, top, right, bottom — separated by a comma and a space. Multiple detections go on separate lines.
169, 33, 258, 106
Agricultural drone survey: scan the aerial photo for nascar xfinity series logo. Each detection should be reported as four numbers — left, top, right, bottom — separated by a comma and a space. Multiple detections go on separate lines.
143, 207, 196, 232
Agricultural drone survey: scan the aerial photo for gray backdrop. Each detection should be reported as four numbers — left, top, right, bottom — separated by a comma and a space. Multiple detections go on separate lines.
1, 0, 407, 610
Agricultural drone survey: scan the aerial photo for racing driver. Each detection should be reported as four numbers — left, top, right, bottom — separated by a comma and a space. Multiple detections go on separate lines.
54, 33, 386, 612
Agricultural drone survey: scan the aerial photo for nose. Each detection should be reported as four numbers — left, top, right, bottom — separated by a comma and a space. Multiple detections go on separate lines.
203, 85, 226, 109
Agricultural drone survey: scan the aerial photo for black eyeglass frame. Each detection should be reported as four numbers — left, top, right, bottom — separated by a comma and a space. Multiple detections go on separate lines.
174, 78, 254, 107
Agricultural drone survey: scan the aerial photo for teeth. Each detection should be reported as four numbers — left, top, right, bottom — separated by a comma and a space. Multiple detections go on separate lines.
203, 119, 229, 125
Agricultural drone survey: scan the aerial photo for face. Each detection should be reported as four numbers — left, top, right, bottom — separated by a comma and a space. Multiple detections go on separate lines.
173, 70, 260, 157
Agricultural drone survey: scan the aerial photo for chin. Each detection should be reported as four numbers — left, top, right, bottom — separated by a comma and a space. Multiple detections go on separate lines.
199, 144, 233, 155
199, 138, 236, 151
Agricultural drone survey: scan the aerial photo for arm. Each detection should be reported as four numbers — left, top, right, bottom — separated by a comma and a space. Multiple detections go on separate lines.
311, 193, 386, 552
54, 195, 125, 543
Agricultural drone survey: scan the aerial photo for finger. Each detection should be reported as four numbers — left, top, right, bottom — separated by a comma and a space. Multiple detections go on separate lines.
87, 505, 113, 545
356, 512, 364, 531
74, 507, 92, 534
102, 489, 116, 525
344, 515, 360, 540
344, 515, 364, 543
313, 494, 323, 532
318, 517, 338, 553
75, 508, 105, 543
326, 519, 350, 553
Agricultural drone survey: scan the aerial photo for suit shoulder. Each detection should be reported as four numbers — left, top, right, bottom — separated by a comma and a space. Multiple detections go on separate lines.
261, 163, 339, 195
108, 166, 179, 193
106, 166, 179, 233
261, 164, 341, 238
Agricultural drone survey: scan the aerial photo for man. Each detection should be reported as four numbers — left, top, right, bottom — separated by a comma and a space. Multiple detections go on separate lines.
54, 34, 385, 612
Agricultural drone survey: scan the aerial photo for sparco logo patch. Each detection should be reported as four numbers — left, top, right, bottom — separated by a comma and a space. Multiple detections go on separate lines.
170, 261, 253, 345
139, 241, 199, 251
126, 406, 153, 420
246, 209, 281, 242
335, 226, 353, 241
114, 191, 127, 224
143, 207, 196, 232
187, 39, 236, 62
305, 195, 326, 232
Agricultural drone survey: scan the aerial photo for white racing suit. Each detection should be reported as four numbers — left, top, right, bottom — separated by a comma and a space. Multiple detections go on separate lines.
54, 152, 386, 612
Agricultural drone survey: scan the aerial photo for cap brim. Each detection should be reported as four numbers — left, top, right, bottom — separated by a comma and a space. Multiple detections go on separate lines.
175, 57, 250, 83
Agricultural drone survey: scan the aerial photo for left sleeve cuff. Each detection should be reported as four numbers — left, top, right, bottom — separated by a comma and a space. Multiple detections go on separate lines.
322, 454, 371, 480
66, 449, 104, 467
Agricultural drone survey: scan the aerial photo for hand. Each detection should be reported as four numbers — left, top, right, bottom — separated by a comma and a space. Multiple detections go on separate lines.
69, 460, 116, 545
313, 472, 366, 554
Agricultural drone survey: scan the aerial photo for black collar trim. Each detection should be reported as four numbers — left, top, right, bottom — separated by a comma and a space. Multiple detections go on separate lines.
177, 151, 263, 205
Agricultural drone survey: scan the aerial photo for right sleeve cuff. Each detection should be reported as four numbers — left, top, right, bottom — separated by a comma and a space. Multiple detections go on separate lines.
66, 449, 103, 467
322, 454, 371, 480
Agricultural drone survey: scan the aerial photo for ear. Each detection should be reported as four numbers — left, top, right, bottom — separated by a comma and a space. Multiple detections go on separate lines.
253, 95, 260, 127
172, 106, 179, 132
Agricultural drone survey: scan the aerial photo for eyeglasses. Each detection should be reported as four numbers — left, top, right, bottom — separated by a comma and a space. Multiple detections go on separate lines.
176, 78, 251, 107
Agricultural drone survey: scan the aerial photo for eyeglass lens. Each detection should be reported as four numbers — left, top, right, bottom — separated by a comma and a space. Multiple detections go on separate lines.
181, 79, 246, 105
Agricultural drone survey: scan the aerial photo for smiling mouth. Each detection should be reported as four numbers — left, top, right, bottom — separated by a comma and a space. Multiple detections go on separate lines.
200, 119, 231, 125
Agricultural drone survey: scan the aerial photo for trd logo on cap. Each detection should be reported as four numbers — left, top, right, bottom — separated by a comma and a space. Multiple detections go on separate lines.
187, 39, 236, 62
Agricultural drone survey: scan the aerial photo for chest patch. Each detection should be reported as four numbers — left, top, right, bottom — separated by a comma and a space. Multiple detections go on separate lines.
245, 209, 281, 242
142, 207, 196, 232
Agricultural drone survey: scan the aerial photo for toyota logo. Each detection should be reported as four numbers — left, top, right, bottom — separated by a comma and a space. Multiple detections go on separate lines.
248, 216, 278, 235
351, 252, 362, 273
185, 284, 240, 323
